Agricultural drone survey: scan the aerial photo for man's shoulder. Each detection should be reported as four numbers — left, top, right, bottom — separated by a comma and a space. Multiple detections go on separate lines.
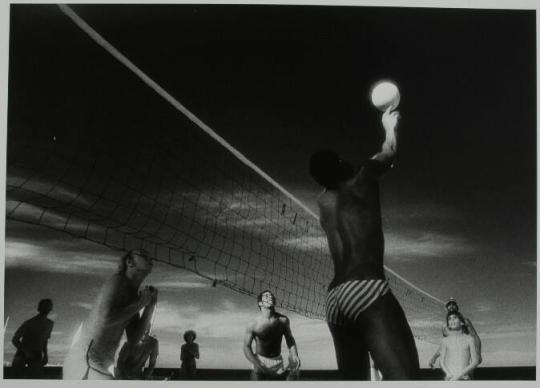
274, 312, 289, 322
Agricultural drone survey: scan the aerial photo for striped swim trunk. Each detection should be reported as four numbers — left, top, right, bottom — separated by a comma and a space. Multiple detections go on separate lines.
255, 354, 286, 376
326, 279, 390, 326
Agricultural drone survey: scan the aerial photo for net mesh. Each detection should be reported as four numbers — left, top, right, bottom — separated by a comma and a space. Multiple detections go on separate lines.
6, 4, 445, 343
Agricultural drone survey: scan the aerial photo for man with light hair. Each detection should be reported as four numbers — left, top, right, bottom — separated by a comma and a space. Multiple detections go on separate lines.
429, 298, 481, 369
63, 249, 158, 380
243, 290, 301, 380
440, 311, 481, 380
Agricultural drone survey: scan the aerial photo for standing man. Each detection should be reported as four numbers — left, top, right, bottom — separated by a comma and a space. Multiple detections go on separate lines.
243, 290, 301, 380
115, 329, 159, 380
428, 298, 482, 369
440, 311, 481, 380
12, 299, 54, 378
63, 249, 158, 380
309, 107, 419, 380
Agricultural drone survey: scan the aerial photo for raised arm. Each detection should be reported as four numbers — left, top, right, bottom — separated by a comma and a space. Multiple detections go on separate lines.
100, 278, 153, 328
354, 108, 401, 183
372, 107, 400, 165
125, 289, 158, 345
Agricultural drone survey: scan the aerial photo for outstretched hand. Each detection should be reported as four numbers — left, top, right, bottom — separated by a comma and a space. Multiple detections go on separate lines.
382, 107, 400, 133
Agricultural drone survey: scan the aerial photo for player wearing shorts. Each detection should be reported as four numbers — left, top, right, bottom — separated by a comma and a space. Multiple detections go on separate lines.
310, 107, 418, 380
243, 290, 301, 380
63, 249, 158, 380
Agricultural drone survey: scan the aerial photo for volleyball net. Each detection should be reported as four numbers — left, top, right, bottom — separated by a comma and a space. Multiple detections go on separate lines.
6, 4, 444, 343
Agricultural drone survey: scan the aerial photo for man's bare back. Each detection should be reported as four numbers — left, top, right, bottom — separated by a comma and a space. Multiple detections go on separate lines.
310, 108, 419, 380
317, 159, 387, 289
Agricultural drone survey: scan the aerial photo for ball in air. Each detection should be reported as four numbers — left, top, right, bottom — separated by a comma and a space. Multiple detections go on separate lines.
370, 81, 400, 111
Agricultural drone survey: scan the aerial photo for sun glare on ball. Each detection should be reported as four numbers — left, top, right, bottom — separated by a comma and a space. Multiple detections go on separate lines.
370, 81, 400, 111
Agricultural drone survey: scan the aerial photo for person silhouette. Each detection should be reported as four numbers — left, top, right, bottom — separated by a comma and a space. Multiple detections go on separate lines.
12, 298, 54, 378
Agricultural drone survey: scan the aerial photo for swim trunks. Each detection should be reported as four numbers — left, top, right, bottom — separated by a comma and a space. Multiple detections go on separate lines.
326, 279, 390, 325
255, 354, 286, 376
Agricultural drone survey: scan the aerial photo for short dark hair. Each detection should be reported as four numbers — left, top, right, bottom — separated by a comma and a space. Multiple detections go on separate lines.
183, 330, 196, 342
257, 290, 276, 307
38, 299, 53, 314
309, 150, 355, 190
445, 298, 459, 310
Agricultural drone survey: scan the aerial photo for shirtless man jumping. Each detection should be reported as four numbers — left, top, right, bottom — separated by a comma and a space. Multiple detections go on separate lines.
309, 107, 419, 380
440, 311, 481, 380
63, 249, 158, 380
243, 290, 301, 380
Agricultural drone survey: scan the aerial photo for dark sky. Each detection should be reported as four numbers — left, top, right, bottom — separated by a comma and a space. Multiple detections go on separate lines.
4, 3, 537, 367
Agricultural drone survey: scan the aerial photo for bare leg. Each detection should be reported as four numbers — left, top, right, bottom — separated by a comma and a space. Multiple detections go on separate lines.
360, 292, 419, 380
328, 322, 371, 380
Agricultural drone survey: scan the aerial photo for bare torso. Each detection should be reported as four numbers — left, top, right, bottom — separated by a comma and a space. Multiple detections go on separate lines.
251, 313, 288, 358
17, 315, 53, 353
81, 274, 139, 368
318, 161, 387, 290
442, 334, 473, 379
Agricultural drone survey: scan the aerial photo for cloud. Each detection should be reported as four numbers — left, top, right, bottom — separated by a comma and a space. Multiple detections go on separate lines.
5, 239, 116, 275
152, 299, 253, 338
385, 231, 477, 260
481, 350, 536, 367
276, 236, 328, 252
481, 331, 536, 340
152, 280, 209, 290
7, 173, 97, 208
469, 301, 494, 313
482, 322, 536, 335
408, 318, 442, 330
71, 302, 93, 310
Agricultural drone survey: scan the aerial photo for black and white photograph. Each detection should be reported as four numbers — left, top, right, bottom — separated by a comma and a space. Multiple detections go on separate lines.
1, 0, 537, 383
